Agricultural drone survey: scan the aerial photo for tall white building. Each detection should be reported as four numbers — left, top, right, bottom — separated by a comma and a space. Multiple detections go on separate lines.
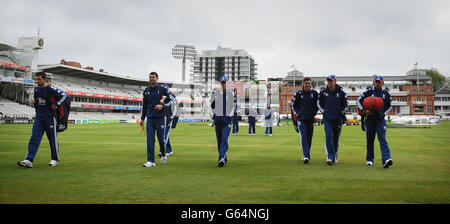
190, 46, 257, 97
18, 36, 44, 73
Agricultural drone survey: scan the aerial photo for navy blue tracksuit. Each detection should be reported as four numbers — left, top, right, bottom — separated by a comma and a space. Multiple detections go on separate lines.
318, 86, 348, 162
163, 94, 177, 154
357, 87, 392, 164
26, 85, 68, 162
210, 88, 235, 164
141, 84, 171, 163
248, 116, 255, 134
232, 96, 239, 134
232, 113, 239, 134
248, 108, 257, 135
292, 89, 318, 160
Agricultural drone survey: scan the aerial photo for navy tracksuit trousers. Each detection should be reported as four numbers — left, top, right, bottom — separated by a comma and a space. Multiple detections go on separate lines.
365, 118, 391, 164
164, 118, 173, 154
265, 127, 272, 135
248, 117, 256, 135
26, 115, 60, 162
215, 119, 231, 163
146, 117, 166, 162
232, 116, 239, 134
298, 120, 314, 160
323, 118, 342, 162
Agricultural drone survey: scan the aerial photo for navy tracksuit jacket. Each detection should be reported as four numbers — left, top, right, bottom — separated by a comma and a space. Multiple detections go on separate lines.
292, 89, 318, 160
318, 85, 348, 162
357, 87, 392, 164
141, 84, 171, 162
210, 88, 235, 163
26, 85, 68, 162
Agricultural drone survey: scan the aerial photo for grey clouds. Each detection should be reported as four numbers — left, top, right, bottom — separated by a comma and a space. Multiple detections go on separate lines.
1, 0, 449, 81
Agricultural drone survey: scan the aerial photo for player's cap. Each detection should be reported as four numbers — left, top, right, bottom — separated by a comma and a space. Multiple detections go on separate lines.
327, 74, 337, 81
218, 76, 228, 82
374, 75, 384, 81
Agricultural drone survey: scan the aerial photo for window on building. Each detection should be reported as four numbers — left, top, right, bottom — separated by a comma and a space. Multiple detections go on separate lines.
4, 69, 14, 77
428, 106, 432, 114
414, 106, 424, 113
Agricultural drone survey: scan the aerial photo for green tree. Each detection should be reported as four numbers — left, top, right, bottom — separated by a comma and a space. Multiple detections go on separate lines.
425, 68, 446, 91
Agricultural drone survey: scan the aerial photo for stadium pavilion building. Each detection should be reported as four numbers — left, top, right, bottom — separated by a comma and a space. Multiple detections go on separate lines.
1, 37, 43, 122
434, 87, 450, 119
38, 60, 205, 123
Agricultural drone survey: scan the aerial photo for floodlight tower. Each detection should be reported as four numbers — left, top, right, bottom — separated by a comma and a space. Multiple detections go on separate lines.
172, 45, 197, 82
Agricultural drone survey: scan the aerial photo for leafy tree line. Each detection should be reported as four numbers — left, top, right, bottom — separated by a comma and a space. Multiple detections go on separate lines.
424, 68, 449, 91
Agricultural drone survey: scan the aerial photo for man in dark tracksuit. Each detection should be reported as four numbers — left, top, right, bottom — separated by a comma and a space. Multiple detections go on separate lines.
232, 108, 239, 135
140, 72, 172, 167
286, 111, 289, 127
264, 104, 274, 136
232, 88, 239, 136
161, 85, 177, 156
357, 75, 393, 168
18, 72, 68, 168
210, 76, 236, 167
292, 77, 318, 164
248, 106, 257, 136
318, 75, 348, 165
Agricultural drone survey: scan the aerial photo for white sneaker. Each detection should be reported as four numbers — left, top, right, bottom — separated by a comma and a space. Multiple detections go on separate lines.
167, 152, 173, 156
143, 161, 156, 167
270, 134, 272, 136
18, 160, 33, 168
366, 161, 373, 166
161, 156, 167, 164
265, 134, 268, 136
48, 160, 59, 167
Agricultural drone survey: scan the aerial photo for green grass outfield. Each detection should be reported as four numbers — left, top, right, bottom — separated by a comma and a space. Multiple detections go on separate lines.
0, 121, 449, 204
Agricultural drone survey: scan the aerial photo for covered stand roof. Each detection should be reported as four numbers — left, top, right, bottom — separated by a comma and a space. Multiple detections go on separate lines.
39, 64, 148, 86
38, 64, 204, 88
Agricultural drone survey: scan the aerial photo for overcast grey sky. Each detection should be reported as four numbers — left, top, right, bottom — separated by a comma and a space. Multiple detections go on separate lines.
1, 0, 449, 82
